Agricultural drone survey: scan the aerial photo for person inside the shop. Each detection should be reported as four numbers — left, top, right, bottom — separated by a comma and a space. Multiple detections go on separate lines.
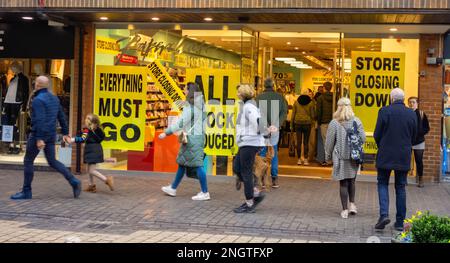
256, 78, 288, 188
325, 97, 365, 219
159, 82, 210, 201
10, 75, 81, 200
316, 81, 334, 166
2, 61, 30, 154
407, 97, 430, 188
291, 90, 316, 166
314, 86, 324, 101
70, 113, 114, 193
233, 84, 275, 213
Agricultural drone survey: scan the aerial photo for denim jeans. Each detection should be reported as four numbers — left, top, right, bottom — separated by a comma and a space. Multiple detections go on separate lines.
23, 135, 79, 192
171, 165, 208, 193
259, 145, 278, 178
377, 169, 408, 225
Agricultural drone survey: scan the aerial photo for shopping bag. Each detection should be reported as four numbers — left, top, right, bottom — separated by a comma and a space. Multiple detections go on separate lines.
58, 143, 72, 167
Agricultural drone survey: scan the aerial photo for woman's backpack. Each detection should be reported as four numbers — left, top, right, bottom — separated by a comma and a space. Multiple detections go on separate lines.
346, 121, 364, 165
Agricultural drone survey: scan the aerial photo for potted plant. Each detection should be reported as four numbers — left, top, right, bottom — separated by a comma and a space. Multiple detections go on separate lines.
392, 211, 450, 243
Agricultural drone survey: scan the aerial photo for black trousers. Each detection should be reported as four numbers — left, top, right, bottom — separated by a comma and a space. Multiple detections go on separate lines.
3, 103, 21, 142
233, 146, 261, 200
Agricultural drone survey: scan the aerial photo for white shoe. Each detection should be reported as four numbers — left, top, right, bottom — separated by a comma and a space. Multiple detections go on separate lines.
297, 158, 303, 165
192, 192, 211, 201
349, 203, 357, 215
161, 185, 176, 197
303, 159, 309, 166
341, 209, 349, 219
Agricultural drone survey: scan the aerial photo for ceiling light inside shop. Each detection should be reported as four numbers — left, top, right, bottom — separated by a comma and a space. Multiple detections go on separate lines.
286, 42, 291, 45
22, 16, 33, 20
295, 65, 312, 69
275, 57, 296, 61
183, 30, 252, 37
390, 28, 398, 32
263, 32, 341, 38
128, 24, 135, 30
151, 17, 160, 21
302, 51, 306, 54
286, 61, 304, 65
304, 55, 330, 70
204, 17, 213, 21
295, 47, 299, 50
99, 17, 108, 21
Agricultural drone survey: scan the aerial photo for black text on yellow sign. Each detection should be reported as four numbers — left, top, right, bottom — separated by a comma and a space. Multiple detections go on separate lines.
94, 65, 147, 151
147, 60, 185, 109
204, 107, 236, 153
350, 51, 405, 154
186, 69, 240, 156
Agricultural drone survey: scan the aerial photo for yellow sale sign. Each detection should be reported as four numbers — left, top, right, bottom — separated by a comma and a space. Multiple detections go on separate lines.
350, 51, 405, 154
186, 68, 240, 156
94, 65, 147, 151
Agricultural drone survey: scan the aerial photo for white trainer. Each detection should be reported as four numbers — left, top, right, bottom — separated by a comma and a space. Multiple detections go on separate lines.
297, 158, 303, 165
341, 209, 349, 219
192, 192, 211, 201
303, 159, 310, 166
161, 185, 176, 197
349, 203, 358, 215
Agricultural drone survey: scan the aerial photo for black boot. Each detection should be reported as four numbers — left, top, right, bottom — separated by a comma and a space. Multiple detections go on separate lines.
418, 176, 424, 188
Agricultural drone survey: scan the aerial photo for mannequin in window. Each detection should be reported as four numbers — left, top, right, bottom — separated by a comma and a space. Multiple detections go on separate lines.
3, 61, 30, 154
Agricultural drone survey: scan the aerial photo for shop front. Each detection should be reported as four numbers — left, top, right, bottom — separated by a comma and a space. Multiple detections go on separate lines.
0, 21, 75, 168
93, 24, 257, 176
88, 22, 447, 182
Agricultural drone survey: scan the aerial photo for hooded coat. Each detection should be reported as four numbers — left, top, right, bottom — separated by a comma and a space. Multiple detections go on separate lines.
291, 94, 315, 126
165, 97, 205, 167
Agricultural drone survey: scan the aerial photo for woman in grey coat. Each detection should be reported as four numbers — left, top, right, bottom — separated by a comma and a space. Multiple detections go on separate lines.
325, 97, 365, 219
158, 82, 209, 201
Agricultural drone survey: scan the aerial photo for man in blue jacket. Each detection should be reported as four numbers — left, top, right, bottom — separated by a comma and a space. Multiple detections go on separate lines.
10, 76, 81, 200
373, 88, 417, 231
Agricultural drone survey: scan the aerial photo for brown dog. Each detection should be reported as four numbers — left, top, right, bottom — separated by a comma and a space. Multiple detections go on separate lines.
253, 146, 274, 191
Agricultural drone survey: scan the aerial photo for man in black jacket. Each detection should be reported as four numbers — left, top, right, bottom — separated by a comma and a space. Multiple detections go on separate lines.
374, 88, 417, 231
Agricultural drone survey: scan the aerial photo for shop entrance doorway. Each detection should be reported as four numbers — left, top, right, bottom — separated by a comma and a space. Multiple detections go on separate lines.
252, 27, 419, 179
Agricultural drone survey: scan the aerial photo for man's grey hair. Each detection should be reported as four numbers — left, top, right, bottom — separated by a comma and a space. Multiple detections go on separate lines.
390, 88, 405, 102
264, 78, 274, 90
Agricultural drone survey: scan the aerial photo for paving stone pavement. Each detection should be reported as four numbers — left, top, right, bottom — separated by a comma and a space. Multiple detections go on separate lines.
0, 169, 449, 243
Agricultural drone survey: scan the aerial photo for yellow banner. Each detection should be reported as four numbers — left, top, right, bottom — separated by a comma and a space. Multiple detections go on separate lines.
96, 36, 121, 55
186, 68, 240, 156
94, 65, 147, 151
147, 60, 185, 110
350, 51, 405, 154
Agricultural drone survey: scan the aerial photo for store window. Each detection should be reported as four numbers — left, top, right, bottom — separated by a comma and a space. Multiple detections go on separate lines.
0, 58, 73, 166
94, 24, 255, 174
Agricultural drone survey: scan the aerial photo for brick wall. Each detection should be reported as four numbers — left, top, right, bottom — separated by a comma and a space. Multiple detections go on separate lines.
419, 34, 444, 182
71, 23, 95, 174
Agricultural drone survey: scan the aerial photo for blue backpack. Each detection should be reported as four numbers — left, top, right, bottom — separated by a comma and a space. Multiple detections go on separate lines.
346, 121, 364, 165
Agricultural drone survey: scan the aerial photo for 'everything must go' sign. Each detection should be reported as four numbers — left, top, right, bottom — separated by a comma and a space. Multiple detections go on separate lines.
94, 65, 147, 151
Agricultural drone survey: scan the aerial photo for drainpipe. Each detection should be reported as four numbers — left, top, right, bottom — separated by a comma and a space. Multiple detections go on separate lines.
76, 25, 84, 173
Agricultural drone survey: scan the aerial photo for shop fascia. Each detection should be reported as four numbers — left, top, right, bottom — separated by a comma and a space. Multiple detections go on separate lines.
116, 32, 223, 63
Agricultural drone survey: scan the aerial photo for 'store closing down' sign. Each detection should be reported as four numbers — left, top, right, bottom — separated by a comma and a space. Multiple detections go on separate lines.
94, 65, 147, 151
350, 51, 405, 154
